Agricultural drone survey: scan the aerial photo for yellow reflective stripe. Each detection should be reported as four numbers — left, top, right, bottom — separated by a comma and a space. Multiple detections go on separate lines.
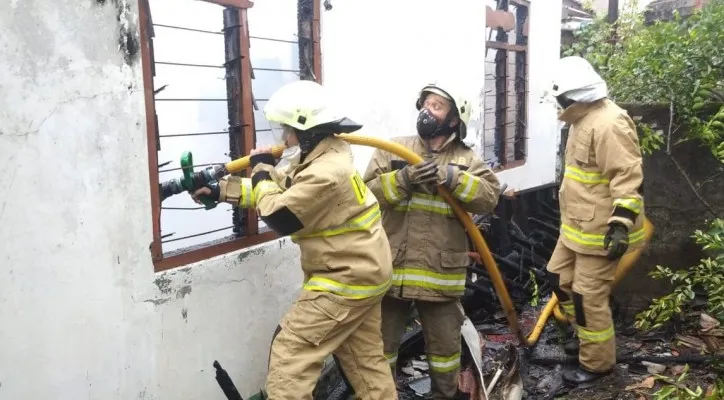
303, 276, 392, 299
350, 172, 367, 205
393, 193, 453, 216
577, 325, 615, 343
561, 224, 646, 247
391, 268, 466, 291
252, 180, 281, 202
292, 205, 381, 240
564, 165, 610, 184
560, 301, 575, 315
240, 179, 254, 208
613, 197, 642, 214
384, 352, 398, 365
429, 353, 461, 373
452, 172, 480, 203
380, 171, 403, 203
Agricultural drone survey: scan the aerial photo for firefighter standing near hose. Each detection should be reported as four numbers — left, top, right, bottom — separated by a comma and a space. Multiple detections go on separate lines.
363, 81, 501, 399
546, 56, 646, 385
190, 80, 398, 400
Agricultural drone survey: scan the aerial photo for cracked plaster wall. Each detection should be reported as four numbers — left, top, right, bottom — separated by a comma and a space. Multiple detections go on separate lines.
0, 1, 302, 399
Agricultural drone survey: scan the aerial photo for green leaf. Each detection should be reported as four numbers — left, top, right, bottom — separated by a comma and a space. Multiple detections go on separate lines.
653, 385, 676, 398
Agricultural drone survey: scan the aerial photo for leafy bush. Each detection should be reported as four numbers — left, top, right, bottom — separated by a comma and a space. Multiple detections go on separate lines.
563, 0, 724, 161
635, 219, 724, 331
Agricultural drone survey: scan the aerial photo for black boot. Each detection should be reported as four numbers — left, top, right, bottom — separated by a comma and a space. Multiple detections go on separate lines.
562, 367, 612, 385
563, 339, 579, 355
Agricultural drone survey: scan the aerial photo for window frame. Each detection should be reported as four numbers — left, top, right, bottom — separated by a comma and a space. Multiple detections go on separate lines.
139, 0, 323, 272
485, 0, 529, 171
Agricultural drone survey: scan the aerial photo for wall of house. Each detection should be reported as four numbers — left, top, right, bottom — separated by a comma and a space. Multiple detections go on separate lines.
0, 1, 563, 400
0, 1, 301, 399
322, 0, 563, 193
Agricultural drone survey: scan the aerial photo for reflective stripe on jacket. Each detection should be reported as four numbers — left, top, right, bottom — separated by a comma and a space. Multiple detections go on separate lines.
222, 137, 393, 300
363, 135, 500, 301
558, 99, 646, 256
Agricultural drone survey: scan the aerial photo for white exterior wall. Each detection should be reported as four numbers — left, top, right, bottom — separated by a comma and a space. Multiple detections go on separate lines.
323, 0, 563, 193
0, 1, 561, 399
0, 1, 301, 399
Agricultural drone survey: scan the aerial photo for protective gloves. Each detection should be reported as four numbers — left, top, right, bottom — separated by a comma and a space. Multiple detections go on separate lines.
441, 164, 460, 191
190, 181, 221, 204
603, 222, 629, 260
398, 160, 439, 188
250, 152, 277, 168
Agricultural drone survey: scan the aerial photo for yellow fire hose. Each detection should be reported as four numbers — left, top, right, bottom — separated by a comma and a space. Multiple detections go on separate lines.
222, 133, 654, 345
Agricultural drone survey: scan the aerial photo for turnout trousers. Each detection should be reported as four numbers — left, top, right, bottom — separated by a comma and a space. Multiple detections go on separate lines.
380, 296, 465, 400
266, 290, 397, 400
547, 239, 618, 372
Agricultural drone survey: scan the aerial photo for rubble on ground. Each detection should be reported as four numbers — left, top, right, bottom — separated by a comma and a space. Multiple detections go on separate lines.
311, 189, 723, 399
389, 307, 723, 400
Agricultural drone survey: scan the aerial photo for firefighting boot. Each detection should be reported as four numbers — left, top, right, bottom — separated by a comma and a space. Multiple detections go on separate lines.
562, 367, 612, 385
563, 339, 579, 356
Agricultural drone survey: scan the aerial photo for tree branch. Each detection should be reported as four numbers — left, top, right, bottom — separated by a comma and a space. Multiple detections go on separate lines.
669, 154, 720, 219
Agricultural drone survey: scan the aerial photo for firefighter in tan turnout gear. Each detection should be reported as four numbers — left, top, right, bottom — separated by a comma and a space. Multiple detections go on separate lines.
190, 80, 397, 400
546, 56, 646, 385
363, 82, 501, 399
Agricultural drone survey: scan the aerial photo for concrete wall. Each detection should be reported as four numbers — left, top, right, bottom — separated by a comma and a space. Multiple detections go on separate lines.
0, 0, 562, 399
611, 106, 724, 320
0, 1, 301, 399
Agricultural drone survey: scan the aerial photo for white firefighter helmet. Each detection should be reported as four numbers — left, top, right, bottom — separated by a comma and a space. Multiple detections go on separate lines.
263, 80, 361, 135
415, 81, 472, 139
550, 56, 606, 97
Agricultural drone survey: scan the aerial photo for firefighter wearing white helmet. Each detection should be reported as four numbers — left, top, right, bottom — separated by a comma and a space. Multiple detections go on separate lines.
363, 81, 501, 399
190, 79, 398, 399
546, 56, 646, 386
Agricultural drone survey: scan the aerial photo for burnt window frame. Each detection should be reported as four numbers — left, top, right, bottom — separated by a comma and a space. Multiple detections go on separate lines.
138, 0, 322, 272
484, 0, 529, 171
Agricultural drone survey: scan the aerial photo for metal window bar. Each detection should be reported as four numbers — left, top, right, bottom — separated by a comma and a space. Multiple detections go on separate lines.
154, 60, 300, 74
162, 226, 236, 244
143, 0, 312, 269
158, 128, 270, 138
149, 5, 252, 253
150, 23, 301, 44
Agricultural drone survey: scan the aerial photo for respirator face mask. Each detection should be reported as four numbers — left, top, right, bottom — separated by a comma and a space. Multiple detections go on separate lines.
416, 108, 455, 139
277, 145, 301, 168
270, 122, 301, 168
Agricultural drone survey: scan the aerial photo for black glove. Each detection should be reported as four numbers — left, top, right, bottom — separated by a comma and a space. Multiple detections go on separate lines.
190, 170, 212, 191
189, 165, 224, 192
250, 153, 277, 168
399, 160, 439, 188
604, 222, 629, 260
206, 182, 221, 202
190, 181, 221, 205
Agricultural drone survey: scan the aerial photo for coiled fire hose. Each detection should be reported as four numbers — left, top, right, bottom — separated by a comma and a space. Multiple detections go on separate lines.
160, 133, 654, 346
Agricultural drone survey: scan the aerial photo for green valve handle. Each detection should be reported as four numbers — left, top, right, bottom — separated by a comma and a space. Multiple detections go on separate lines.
180, 151, 218, 210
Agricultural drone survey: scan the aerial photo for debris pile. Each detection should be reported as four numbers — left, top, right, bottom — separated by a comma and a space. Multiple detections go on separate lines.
524, 311, 724, 399
310, 186, 722, 399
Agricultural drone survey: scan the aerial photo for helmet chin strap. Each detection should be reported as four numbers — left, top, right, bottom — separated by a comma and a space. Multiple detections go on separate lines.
556, 95, 575, 110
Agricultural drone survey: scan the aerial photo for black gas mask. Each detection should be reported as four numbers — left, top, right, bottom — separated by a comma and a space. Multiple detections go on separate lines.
416, 108, 457, 139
